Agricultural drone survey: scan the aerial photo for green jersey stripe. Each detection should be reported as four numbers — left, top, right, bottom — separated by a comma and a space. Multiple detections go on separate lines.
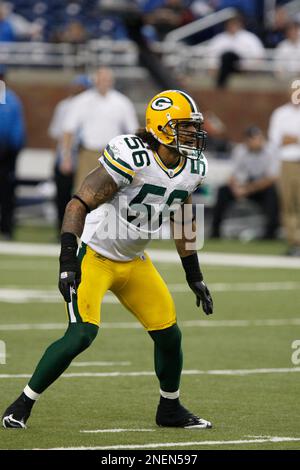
103, 156, 133, 183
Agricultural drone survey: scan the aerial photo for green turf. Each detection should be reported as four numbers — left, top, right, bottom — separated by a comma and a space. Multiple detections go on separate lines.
14, 224, 57, 244
0, 248, 299, 450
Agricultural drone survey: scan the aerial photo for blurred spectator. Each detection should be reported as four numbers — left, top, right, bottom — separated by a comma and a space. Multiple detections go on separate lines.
190, 1, 214, 18
203, 110, 231, 157
211, 126, 280, 239
274, 22, 300, 78
1, 2, 43, 41
215, 0, 259, 19
61, 67, 139, 190
143, 0, 195, 41
140, 0, 165, 12
57, 20, 88, 44
48, 75, 92, 234
263, 6, 290, 48
268, 82, 300, 256
0, 65, 25, 240
0, 2, 15, 42
208, 14, 265, 88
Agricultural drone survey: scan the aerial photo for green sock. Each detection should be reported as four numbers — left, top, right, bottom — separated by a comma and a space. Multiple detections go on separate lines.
148, 324, 183, 393
28, 322, 98, 394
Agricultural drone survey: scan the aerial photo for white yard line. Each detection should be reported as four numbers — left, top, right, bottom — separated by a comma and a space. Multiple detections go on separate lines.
169, 282, 300, 292
39, 436, 300, 450
80, 428, 155, 433
1, 367, 300, 379
0, 242, 59, 257
1, 318, 300, 332
1, 242, 300, 269
0, 289, 118, 304
1, 281, 300, 303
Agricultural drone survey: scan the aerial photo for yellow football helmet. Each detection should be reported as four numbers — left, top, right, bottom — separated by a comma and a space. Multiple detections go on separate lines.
145, 89, 207, 160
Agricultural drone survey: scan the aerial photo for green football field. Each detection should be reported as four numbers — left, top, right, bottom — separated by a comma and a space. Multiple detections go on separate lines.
0, 238, 300, 450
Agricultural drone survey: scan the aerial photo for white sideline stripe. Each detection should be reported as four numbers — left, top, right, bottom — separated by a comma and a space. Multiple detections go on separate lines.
80, 429, 155, 434
0, 289, 118, 304
1, 367, 300, 379
1, 242, 300, 269
1, 281, 300, 303
41, 436, 300, 450
72, 361, 131, 367
1, 318, 300, 331
169, 281, 300, 293
0, 242, 59, 257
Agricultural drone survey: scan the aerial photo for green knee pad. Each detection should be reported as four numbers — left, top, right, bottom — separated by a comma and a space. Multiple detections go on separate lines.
64, 322, 99, 356
149, 323, 182, 351
149, 324, 183, 393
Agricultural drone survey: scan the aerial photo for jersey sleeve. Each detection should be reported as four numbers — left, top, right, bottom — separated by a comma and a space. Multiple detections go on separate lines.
99, 136, 136, 187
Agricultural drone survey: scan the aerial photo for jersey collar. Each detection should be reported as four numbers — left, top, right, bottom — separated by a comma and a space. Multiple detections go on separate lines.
153, 151, 187, 178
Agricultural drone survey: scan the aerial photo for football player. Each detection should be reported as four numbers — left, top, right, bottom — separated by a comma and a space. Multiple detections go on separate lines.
2, 90, 213, 429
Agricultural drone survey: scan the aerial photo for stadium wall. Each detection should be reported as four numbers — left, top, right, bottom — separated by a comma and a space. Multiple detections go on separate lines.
9, 72, 288, 148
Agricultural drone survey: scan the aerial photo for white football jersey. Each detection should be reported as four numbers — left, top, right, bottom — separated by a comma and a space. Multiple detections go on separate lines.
81, 134, 208, 261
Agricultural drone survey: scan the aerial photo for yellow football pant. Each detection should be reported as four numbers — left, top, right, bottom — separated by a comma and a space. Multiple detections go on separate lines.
66, 244, 177, 331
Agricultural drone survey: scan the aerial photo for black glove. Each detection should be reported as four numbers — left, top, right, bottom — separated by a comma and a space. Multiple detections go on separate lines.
58, 233, 81, 303
188, 280, 213, 315
180, 253, 214, 316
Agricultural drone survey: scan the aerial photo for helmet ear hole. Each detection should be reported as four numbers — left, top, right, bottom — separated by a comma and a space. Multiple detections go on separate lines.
157, 125, 162, 131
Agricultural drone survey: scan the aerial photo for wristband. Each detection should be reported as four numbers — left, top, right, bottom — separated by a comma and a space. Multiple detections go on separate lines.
59, 233, 78, 265
180, 253, 203, 283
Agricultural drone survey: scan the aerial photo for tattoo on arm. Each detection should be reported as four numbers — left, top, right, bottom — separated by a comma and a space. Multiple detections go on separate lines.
76, 164, 118, 209
61, 164, 118, 237
61, 199, 86, 238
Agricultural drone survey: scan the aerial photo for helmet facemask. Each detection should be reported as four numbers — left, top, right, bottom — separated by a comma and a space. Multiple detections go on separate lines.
160, 113, 207, 160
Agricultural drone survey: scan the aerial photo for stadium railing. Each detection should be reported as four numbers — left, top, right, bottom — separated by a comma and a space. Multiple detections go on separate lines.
164, 7, 237, 44
1, 39, 298, 76
0, 40, 138, 71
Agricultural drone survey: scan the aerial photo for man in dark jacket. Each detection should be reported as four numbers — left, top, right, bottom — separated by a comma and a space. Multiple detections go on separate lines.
0, 65, 25, 239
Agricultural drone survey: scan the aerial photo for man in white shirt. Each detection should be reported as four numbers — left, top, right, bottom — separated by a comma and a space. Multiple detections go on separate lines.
268, 83, 300, 255
208, 15, 265, 88
274, 22, 300, 78
61, 67, 139, 190
48, 75, 92, 233
211, 126, 280, 239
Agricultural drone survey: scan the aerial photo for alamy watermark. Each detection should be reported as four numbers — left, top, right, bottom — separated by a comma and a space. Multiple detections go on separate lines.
291, 340, 300, 365
291, 79, 300, 105
0, 340, 6, 365
0, 79, 6, 104
95, 200, 205, 250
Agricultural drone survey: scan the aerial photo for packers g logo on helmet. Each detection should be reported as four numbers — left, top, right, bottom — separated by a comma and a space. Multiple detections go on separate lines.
151, 96, 173, 111
146, 90, 207, 160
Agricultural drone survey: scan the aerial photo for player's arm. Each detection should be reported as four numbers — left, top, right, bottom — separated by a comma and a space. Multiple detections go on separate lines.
61, 164, 118, 236
172, 195, 213, 316
58, 164, 118, 302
